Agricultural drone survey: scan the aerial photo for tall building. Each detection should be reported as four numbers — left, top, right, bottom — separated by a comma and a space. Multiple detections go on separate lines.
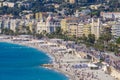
77, 23, 84, 37
3, 19, 10, 29
67, 22, 90, 37
36, 14, 61, 34
90, 18, 101, 39
61, 17, 82, 36
111, 23, 120, 38
35, 12, 44, 20
28, 20, 35, 32
46, 14, 61, 33
68, 23, 78, 37
61, 17, 85, 37
36, 20, 46, 34
61, 19, 68, 32
10, 19, 16, 32
35, 13, 41, 20
83, 23, 91, 37
35, 12, 48, 20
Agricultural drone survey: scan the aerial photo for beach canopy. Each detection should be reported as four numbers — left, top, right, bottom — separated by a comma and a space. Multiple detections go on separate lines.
88, 63, 98, 68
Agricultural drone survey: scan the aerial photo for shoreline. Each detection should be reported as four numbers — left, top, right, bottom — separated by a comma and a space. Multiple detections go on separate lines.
0, 40, 72, 80
0, 37, 118, 80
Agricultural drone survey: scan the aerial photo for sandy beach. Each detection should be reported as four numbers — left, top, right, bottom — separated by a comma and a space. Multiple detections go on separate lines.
0, 35, 118, 80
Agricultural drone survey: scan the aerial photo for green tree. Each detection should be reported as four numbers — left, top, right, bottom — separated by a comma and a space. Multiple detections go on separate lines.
87, 34, 95, 44
1, 28, 14, 35
41, 30, 47, 36
35, 33, 43, 39
54, 27, 62, 35
99, 33, 112, 42
81, 34, 87, 43
94, 40, 105, 51
99, 27, 112, 43
116, 37, 120, 44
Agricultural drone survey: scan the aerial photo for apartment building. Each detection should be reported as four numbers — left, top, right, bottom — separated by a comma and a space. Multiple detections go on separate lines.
111, 23, 120, 38
101, 12, 120, 19
36, 14, 61, 34
90, 18, 101, 39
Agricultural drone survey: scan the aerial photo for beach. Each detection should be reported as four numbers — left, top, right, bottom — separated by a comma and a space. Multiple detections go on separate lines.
0, 35, 118, 80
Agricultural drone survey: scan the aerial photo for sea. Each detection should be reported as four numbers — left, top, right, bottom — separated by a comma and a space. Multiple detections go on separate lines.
0, 42, 68, 80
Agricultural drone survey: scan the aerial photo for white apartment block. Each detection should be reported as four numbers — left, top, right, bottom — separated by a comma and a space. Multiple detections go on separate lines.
91, 18, 101, 39
36, 14, 61, 34
3, 19, 10, 29
10, 19, 17, 32
36, 21, 47, 33
77, 23, 84, 37
111, 23, 120, 38
0, 2, 2, 7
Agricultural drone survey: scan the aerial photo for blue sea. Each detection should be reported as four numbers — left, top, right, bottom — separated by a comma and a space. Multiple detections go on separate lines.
0, 42, 68, 80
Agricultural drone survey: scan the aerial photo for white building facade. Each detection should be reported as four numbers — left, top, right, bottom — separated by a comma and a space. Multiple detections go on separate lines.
36, 14, 61, 34
91, 18, 101, 39
111, 23, 120, 38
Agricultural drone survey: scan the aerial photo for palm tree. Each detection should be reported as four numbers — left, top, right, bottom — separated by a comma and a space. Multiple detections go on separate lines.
41, 30, 47, 36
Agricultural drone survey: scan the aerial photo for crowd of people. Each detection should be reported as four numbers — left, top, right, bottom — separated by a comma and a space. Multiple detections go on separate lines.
50, 39, 120, 72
